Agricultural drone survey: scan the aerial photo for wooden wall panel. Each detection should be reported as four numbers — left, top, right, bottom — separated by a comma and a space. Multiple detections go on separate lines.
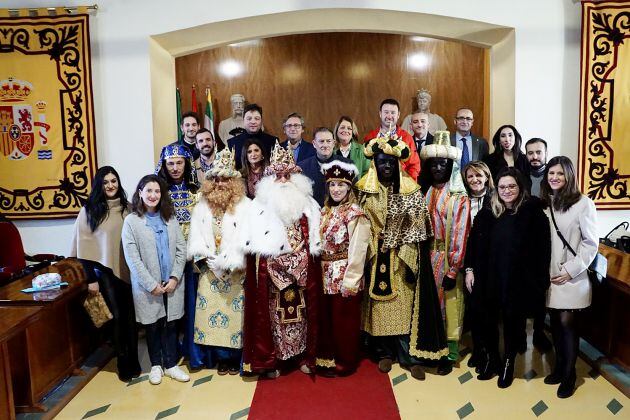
176, 32, 487, 143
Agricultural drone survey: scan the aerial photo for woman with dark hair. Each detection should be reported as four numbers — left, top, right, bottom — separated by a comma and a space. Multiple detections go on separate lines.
70, 166, 140, 381
122, 174, 189, 386
333, 116, 370, 177
540, 156, 598, 398
465, 167, 550, 388
241, 137, 270, 198
317, 159, 370, 376
483, 125, 530, 187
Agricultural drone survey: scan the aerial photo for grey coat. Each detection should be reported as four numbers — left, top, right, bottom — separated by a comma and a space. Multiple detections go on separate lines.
122, 213, 186, 324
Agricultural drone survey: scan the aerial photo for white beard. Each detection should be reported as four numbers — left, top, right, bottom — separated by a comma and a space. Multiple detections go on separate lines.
255, 173, 313, 225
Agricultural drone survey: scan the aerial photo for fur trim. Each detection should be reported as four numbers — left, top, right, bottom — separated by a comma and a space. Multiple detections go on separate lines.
244, 194, 322, 258
319, 160, 358, 177
187, 194, 250, 272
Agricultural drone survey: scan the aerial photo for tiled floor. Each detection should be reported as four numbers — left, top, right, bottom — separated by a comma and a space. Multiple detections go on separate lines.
55, 329, 628, 420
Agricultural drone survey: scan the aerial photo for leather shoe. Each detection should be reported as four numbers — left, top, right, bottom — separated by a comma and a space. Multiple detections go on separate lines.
410, 365, 425, 380
436, 358, 453, 376
497, 357, 515, 388
544, 369, 563, 385
557, 370, 576, 398
378, 358, 393, 373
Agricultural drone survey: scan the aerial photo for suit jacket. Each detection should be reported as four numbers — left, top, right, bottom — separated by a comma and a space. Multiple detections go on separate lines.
228, 130, 279, 170
449, 133, 489, 162
298, 155, 334, 207
414, 132, 435, 154
280, 139, 316, 163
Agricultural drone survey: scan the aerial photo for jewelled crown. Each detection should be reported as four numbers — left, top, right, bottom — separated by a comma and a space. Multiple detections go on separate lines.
264, 141, 302, 176
364, 124, 410, 161
207, 148, 241, 179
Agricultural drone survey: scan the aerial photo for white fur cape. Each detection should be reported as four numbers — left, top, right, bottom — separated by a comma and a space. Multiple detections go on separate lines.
187, 193, 250, 272
239, 196, 322, 260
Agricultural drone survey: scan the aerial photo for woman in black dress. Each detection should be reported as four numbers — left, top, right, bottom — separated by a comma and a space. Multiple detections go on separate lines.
464, 167, 550, 388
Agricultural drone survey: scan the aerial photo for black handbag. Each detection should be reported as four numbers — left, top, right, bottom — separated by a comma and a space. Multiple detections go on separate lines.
549, 207, 607, 287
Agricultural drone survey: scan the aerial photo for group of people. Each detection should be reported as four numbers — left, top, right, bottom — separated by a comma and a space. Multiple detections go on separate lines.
69, 97, 599, 401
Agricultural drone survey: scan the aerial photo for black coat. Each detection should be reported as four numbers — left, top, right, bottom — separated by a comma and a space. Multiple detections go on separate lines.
483, 152, 531, 192
464, 197, 551, 316
280, 139, 316, 163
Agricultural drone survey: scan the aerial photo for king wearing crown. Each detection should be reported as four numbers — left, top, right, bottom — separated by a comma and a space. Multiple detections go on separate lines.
225, 141, 322, 377
187, 148, 250, 374
357, 130, 448, 380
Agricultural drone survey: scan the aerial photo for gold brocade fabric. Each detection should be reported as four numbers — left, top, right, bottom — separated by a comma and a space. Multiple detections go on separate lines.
358, 184, 432, 336
194, 220, 245, 349
0, 15, 97, 219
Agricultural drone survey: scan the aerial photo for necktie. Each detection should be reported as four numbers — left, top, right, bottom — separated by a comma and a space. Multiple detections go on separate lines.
461, 138, 470, 168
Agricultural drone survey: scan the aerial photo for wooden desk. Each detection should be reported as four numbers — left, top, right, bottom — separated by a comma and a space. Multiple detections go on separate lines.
581, 244, 630, 369
0, 258, 96, 413
0, 306, 42, 420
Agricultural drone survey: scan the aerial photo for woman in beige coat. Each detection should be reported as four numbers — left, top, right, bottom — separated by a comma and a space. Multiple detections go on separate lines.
541, 156, 598, 399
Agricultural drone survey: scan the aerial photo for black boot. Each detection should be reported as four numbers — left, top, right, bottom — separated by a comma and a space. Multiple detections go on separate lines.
544, 365, 563, 385
557, 369, 576, 398
477, 352, 499, 381
437, 357, 453, 376
467, 348, 479, 368
497, 356, 515, 388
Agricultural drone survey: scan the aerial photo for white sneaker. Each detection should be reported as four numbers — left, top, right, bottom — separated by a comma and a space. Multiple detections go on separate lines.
149, 365, 163, 385
164, 365, 190, 382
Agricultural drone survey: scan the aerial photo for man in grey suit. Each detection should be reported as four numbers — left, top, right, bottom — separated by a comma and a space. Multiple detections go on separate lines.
450, 108, 489, 167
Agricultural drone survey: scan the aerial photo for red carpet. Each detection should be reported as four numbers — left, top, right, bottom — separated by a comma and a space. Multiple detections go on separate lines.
248, 359, 400, 420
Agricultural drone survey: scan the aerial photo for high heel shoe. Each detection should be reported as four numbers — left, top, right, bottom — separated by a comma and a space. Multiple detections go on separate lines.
557, 370, 576, 398
497, 356, 515, 388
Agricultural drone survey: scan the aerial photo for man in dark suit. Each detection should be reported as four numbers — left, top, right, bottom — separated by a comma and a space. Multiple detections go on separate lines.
410, 111, 435, 155
449, 108, 489, 168
279, 112, 316, 164
228, 103, 279, 170
298, 127, 336, 206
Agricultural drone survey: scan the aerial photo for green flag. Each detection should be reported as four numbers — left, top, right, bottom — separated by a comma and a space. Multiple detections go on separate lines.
176, 88, 183, 139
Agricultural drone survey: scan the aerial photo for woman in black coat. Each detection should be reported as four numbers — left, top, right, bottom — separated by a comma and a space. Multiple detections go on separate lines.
483, 125, 531, 191
464, 167, 551, 389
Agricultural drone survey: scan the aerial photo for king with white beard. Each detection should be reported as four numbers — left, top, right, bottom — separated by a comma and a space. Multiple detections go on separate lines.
225, 142, 322, 378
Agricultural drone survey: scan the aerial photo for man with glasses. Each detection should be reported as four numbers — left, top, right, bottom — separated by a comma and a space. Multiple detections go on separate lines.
280, 112, 316, 163
450, 108, 489, 168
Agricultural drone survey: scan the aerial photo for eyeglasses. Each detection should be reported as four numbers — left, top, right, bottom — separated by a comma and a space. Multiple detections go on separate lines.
284, 123, 302, 129
455, 117, 473, 122
498, 184, 519, 191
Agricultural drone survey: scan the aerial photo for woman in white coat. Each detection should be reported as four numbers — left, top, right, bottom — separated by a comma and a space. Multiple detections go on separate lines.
122, 174, 188, 385
540, 156, 598, 399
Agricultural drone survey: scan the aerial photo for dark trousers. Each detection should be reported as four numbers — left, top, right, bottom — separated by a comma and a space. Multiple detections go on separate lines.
81, 260, 140, 377
318, 293, 362, 374
145, 316, 178, 369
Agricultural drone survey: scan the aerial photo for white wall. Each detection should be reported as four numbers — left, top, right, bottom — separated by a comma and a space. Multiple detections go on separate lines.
5, 0, 628, 255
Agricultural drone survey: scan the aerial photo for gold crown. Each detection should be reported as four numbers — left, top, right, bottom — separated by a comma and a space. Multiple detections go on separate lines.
207, 148, 241, 179
269, 141, 295, 167
0, 77, 32, 102
35, 101, 47, 112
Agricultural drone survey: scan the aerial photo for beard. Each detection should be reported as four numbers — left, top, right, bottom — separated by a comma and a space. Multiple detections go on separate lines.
256, 173, 313, 225
201, 178, 245, 215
